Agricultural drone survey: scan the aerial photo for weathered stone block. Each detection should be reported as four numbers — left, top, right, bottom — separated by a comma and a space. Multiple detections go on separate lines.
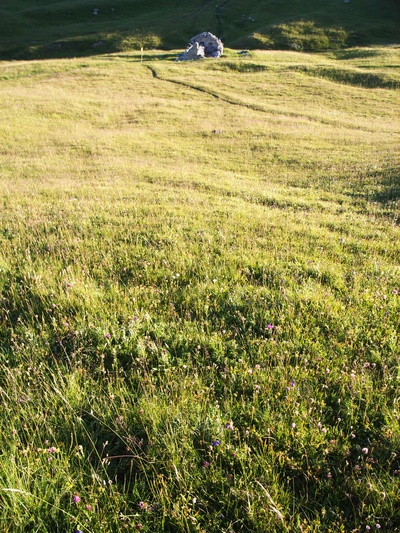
177, 32, 223, 61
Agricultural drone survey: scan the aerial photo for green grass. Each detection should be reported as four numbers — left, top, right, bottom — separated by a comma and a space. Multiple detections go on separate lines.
0, 0, 399, 59
0, 46, 399, 532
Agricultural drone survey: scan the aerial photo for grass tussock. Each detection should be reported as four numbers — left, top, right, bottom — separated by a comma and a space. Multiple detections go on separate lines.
0, 47, 399, 532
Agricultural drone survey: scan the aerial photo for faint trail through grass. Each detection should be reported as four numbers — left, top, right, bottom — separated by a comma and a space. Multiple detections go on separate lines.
144, 62, 399, 134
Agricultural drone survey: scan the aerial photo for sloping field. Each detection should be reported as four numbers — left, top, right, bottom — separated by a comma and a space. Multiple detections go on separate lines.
0, 48, 399, 531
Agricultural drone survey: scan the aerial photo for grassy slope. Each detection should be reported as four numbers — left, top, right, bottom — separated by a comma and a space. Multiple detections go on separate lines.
0, 0, 400, 59
0, 47, 399, 531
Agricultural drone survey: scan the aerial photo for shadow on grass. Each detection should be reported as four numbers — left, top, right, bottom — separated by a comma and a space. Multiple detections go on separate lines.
109, 52, 179, 62
331, 48, 384, 60
0, 38, 181, 62
344, 166, 400, 223
290, 65, 400, 89
372, 171, 400, 204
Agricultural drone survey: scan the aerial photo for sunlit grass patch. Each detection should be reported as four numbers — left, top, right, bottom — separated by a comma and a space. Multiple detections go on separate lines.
0, 47, 399, 532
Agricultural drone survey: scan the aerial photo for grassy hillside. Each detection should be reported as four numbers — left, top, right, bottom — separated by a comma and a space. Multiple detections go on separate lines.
0, 47, 399, 531
0, 0, 399, 59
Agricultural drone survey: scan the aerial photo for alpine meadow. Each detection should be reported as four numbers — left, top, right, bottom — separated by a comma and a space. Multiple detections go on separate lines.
0, 1, 399, 532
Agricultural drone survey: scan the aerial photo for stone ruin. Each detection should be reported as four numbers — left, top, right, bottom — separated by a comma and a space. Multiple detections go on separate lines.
177, 32, 223, 61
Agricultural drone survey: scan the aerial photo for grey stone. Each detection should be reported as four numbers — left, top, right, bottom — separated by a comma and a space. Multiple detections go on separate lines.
177, 32, 223, 61
177, 41, 205, 61
289, 42, 302, 51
